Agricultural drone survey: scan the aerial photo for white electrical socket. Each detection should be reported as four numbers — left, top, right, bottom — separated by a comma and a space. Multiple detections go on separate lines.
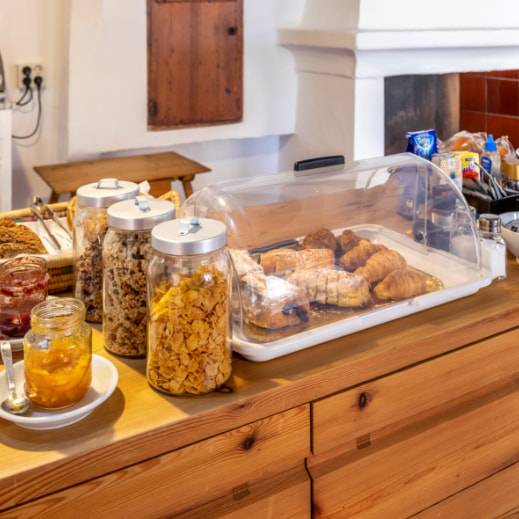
17, 63, 44, 89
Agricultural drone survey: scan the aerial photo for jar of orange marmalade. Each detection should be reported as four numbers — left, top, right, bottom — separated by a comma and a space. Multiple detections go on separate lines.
24, 298, 92, 409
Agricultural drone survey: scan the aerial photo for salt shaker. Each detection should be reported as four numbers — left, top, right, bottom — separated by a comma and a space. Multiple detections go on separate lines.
478, 213, 507, 280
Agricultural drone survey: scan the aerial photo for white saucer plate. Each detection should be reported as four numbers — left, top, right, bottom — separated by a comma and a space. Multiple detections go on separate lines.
0, 354, 118, 430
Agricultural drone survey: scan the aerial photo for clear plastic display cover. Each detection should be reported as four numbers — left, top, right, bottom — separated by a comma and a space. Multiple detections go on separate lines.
180, 153, 491, 361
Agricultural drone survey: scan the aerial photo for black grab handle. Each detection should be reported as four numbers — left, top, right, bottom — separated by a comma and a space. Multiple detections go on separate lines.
293, 155, 345, 172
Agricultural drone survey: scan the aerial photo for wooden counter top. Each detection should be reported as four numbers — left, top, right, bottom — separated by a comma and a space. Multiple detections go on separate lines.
2, 258, 519, 514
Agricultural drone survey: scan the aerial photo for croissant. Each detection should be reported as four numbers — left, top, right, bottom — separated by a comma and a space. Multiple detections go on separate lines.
336, 229, 363, 255
303, 228, 338, 252
260, 248, 335, 276
288, 268, 371, 308
374, 268, 429, 301
338, 240, 387, 271
354, 249, 407, 284
240, 271, 310, 329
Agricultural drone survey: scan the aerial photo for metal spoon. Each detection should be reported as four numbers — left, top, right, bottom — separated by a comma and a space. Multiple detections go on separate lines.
1, 341, 31, 415
32, 195, 72, 240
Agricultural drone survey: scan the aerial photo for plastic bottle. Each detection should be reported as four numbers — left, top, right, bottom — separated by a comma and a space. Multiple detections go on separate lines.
480, 134, 502, 184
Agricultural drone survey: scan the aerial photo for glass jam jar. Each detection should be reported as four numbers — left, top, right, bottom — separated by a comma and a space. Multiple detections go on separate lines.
0, 256, 50, 338
147, 217, 232, 396
73, 178, 139, 322
103, 196, 176, 357
24, 297, 92, 409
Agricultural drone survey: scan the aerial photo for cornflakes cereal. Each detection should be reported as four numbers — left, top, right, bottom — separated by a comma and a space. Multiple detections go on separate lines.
147, 264, 231, 395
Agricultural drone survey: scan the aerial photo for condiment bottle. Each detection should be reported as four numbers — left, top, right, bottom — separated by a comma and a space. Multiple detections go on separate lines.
24, 297, 92, 409
478, 213, 507, 280
73, 178, 139, 322
103, 196, 176, 357
481, 134, 502, 184
0, 256, 49, 338
147, 217, 232, 396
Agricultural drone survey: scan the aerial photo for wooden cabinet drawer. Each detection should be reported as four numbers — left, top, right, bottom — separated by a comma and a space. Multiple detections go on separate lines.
412, 461, 519, 519
5, 405, 310, 519
309, 379, 519, 518
175, 465, 311, 518
312, 329, 519, 457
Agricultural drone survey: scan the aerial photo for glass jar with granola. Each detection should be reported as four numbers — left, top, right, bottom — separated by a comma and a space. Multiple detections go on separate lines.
73, 179, 139, 322
103, 196, 176, 357
147, 217, 232, 396
24, 297, 92, 409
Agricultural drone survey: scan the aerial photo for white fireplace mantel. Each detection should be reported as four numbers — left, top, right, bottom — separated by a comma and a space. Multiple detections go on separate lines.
277, 0, 519, 169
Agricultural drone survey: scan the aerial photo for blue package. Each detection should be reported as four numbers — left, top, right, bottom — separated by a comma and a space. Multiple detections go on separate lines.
406, 129, 438, 161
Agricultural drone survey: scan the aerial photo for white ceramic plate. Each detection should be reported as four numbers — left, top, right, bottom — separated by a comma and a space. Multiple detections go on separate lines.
0, 354, 118, 430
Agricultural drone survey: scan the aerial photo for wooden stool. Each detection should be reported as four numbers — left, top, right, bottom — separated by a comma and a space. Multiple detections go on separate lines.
33, 151, 211, 202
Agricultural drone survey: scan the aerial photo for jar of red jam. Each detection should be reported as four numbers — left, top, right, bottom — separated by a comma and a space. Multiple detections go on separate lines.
24, 297, 92, 409
0, 256, 50, 338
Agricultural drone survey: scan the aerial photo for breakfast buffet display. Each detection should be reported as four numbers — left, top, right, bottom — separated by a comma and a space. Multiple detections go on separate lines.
0, 152, 499, 415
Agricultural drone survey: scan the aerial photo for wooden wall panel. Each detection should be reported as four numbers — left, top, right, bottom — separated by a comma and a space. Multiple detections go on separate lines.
147, 0, 243, 129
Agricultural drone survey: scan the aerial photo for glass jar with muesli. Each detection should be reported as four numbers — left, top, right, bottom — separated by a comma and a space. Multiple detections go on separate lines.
73, 179, 139, 322
147, 217, 232, 396
103, 196, 176, 357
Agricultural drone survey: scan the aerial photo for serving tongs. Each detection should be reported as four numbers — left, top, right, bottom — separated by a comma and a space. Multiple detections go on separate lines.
32, 195, 73, 240
30, 204, 62, 251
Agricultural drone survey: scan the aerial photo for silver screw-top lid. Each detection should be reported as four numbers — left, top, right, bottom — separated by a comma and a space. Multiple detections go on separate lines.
152, 217, 227, 255
76, 178, 139, 208
479, 213, 501, 234
107, 197, 176, 231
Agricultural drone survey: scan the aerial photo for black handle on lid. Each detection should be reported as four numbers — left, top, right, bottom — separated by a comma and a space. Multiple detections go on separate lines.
294, 155, 345, 172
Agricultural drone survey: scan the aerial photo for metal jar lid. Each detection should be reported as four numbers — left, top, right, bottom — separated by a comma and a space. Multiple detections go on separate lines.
107, 196, 176, 231
479, 213, 501, 233
152, 217, 227, 255
76, 178, 140, 208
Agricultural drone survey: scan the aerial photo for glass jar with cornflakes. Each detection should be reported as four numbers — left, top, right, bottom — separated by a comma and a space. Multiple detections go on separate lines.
24, 297, 92, 409
103, 196, 176, 357
147, 217, 232, 396
73, 178, 139, 322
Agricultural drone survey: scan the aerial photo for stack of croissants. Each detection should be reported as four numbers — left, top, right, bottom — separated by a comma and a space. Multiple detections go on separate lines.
230, 228, 434, 330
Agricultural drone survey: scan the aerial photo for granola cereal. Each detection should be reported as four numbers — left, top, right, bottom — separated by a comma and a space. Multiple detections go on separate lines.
103, 230, 152, 357
74, 225, 107, 323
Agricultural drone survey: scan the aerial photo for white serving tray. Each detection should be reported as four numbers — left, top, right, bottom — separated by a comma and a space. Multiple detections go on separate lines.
232, 224, 492, 362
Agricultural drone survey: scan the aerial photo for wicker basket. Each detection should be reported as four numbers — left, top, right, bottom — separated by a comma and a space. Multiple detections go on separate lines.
1, 192, 181, 294
0, 202, 73, 293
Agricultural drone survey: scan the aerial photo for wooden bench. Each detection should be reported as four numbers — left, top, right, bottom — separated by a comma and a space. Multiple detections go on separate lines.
33, 151, 211, 202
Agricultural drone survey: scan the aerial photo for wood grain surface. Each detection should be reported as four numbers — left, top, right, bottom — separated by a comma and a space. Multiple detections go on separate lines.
1, 258, 519, 515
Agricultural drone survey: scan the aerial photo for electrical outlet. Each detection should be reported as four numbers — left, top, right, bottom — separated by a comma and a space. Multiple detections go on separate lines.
17, 63, 44, 89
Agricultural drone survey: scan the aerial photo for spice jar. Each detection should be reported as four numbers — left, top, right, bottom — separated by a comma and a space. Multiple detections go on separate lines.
103, 196, 176, 357
73, 178, 139, 322
24, 297, 92, 409
147, 217, 232, 396
0, 256, 49, 338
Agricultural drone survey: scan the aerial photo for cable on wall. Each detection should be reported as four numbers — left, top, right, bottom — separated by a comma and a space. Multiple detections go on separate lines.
12, 74, 43, 140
